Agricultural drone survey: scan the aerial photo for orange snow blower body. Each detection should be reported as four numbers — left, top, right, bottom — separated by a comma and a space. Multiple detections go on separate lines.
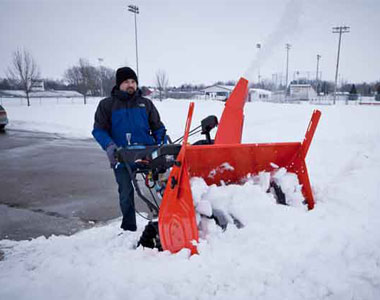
158, 78, 321, 255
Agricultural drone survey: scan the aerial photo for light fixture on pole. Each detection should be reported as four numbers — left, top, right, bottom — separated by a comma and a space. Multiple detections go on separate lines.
128, 4, 140, 79
332, 26, 350, 104
285, 43, 291, 93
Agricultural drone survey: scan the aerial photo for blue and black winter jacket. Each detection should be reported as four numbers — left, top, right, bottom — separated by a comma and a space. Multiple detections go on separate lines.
92, 87, 166, 150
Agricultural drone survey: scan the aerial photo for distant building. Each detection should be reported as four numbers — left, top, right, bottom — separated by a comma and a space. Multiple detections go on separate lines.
31, 80, 45, 92
141, 86, 153, 97
289, 84, 317, 101
201, 85, 234, 101
201, 85, 272, 102
248, 88, 272, 102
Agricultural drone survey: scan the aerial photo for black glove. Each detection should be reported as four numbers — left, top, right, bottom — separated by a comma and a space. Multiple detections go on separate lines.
106, 143, 118, 168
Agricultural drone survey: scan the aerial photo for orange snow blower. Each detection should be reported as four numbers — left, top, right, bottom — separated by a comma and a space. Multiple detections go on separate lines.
158, 78, 321, 255
116, 77, 321, 254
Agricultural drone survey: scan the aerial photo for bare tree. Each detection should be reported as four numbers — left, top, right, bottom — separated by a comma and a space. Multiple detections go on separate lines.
155, 69, 169, 101
98, 66, 115, 97
7, 49, 40, 106
64, 58, 98, 104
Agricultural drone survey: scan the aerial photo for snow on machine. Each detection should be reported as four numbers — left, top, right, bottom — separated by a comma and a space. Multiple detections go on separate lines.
116, 77, 321, 254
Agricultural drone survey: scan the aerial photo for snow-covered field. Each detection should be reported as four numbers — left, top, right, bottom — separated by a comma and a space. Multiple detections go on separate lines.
1, 97, 380, 300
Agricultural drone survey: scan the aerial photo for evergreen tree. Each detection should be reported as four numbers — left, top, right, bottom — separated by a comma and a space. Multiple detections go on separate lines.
376, 84, 380, 101
348, 84, 358, 100
0, 79, 12, 90
349, 84, 357, 95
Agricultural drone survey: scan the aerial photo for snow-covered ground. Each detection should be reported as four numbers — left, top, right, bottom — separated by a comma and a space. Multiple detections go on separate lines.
1, 97, 380, 299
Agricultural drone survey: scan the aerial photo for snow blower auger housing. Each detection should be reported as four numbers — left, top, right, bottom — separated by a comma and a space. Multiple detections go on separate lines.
158, 78, 321, 255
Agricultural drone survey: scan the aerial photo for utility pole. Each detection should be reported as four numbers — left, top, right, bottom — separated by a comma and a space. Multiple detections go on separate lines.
285, 43, 291, 94
332, 26, 350, 104
316, 54, 321, 95
128, 4, 140, 79
98, 58, 104, 96
256, 43, 261, 85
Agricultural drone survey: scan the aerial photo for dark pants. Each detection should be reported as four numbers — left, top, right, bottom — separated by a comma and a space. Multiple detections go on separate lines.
113, 165, 137, 231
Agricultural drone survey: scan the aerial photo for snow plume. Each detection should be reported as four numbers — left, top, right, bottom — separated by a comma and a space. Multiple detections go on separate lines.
243, 0, 303, 83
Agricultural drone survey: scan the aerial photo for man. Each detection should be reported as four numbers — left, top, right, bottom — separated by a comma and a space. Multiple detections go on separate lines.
92, 67, 166, 232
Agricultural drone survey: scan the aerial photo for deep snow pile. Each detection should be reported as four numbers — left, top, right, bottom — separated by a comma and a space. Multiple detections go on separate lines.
193, 167, 306, 238
1, 98, 380, 299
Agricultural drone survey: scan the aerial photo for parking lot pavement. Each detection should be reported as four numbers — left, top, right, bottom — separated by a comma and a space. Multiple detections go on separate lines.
0, 129, 146, 241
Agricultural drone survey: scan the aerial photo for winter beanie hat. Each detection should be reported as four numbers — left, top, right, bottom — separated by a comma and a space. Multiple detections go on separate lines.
116, 67, 138, 87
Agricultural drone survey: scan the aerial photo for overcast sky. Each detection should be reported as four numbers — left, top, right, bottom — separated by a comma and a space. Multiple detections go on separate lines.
1, 0, 379, 87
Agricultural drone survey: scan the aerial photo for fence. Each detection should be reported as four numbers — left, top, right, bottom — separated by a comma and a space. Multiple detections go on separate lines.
267, 92, 378, 106
0, 96, 103, 107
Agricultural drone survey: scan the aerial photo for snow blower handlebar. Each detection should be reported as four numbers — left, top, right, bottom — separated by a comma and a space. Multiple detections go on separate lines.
115, 145, 180, 217
114, 109, 219, 219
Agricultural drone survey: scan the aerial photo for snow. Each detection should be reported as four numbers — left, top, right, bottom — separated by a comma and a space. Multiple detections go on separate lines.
1, 97, 380, 299
208, 162, 235, 179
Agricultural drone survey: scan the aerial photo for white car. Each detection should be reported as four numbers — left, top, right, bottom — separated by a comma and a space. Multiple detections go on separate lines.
0, 105, 8, 130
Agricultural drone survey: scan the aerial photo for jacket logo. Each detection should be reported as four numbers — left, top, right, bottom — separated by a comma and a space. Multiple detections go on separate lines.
138, 103, 146, 108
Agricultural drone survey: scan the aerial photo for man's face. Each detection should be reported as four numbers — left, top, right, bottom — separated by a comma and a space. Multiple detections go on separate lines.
119, 79, 137, 94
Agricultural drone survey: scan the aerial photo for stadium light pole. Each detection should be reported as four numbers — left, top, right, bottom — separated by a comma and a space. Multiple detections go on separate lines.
332, 26, 350, 104
316, 54, 321, 95
256, 43, 261, 85
128, 4, 140, 79
285, 43, 291, 94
